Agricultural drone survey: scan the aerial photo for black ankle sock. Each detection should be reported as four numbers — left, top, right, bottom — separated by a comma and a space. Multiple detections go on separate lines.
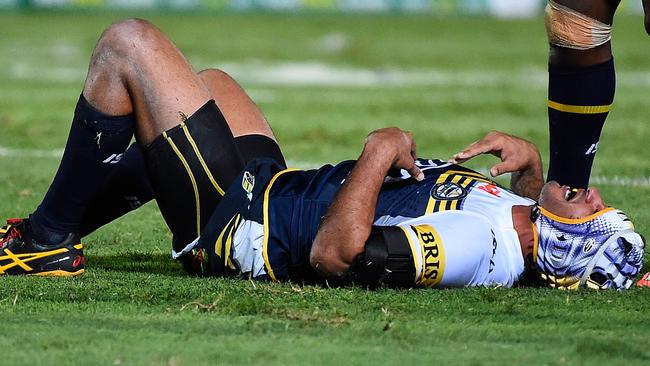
547, 59, 615, 188
31, 94, 135, 245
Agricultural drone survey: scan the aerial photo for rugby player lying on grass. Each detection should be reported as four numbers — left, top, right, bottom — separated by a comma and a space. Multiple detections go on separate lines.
0, 19, 645, 290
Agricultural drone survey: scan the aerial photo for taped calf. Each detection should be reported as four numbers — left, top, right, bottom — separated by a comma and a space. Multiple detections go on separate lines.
544, 0, 611, 50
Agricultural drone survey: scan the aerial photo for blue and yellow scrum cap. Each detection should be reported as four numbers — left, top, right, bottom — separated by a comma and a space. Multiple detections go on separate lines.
533, 206, 645, 290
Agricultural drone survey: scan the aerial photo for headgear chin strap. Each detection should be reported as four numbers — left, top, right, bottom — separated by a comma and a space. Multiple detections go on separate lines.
535, 206, 645, 290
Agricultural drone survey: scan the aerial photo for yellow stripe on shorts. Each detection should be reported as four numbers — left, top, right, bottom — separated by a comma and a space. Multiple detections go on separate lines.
262, 168, 299, 281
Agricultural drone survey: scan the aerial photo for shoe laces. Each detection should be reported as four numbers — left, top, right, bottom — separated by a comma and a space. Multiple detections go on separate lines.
0, 219, 24, 249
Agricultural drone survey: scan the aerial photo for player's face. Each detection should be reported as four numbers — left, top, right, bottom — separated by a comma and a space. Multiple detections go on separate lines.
538, 181, 607, 219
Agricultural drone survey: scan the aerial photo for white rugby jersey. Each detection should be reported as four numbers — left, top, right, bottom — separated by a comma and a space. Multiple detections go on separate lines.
374, 161, 535, 288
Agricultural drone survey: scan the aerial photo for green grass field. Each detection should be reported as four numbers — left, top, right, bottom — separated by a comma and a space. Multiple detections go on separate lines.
1, 11, 649, 365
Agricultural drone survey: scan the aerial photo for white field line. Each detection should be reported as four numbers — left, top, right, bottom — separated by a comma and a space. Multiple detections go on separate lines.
0, 147, 646, 187
8, 60, 650, 88
0, 146, 63, 158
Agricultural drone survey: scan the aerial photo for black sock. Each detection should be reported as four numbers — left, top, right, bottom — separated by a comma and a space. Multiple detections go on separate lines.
143, 100, 244, 250
547, 59, 616, 188
76, 135, 285, 238
31, 94, 135, 245
78, 143, 155, 237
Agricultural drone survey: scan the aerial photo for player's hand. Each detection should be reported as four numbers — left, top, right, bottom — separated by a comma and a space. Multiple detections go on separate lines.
449, 130, 541, 177
364, 127, 424, 181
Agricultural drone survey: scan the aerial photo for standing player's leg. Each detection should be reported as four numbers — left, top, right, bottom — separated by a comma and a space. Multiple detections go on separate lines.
545, 0, 619, 188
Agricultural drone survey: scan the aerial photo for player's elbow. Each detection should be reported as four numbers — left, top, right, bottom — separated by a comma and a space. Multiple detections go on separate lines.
309, 247, 347, 278
310, 233, 365, 278
310, 241, 352, 278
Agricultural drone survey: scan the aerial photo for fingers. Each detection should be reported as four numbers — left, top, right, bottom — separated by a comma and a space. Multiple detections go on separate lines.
402, 134, 423, 181
490, 162, 511, 177
490, 157, 524, 176
407, 163, 424, 181
364, 127, 424, 181
449, 131, 505, 164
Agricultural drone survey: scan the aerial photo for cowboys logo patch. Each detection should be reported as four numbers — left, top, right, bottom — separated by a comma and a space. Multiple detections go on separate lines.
431, 182, 467, 200
242, 171, 255, 194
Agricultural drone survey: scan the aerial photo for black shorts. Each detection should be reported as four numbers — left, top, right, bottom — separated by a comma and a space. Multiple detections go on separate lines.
142, 100, 285, 254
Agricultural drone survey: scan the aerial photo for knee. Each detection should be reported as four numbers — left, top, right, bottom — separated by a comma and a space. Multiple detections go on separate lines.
199, 68, 234, 87
93, 18, 160, 61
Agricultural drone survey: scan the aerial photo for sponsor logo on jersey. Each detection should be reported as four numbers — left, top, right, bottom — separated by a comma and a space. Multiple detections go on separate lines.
478, 183, 501, 198
411, 224, 445, 288
431, 182, 467, 200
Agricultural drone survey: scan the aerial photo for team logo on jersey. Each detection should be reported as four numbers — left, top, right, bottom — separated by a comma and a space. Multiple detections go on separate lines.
431, 182, 467, 200
242, 171, 255, 200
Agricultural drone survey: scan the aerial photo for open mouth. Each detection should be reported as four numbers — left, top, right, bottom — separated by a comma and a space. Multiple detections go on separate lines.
564, 186, 578, 201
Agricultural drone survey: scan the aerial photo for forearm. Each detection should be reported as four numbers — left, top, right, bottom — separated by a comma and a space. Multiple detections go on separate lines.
510, 157, 544, 200
310, 145, 391, 277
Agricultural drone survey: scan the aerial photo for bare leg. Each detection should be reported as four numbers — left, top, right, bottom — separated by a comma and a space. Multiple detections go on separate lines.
199, 68, 286, 167
199, 68, 276, 139
82, 18, 211, 145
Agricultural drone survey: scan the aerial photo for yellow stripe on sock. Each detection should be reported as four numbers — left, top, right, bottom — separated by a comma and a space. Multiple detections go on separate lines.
548, 100, 612, 114
164, 131, 202, 237
180, 123, 225, 196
